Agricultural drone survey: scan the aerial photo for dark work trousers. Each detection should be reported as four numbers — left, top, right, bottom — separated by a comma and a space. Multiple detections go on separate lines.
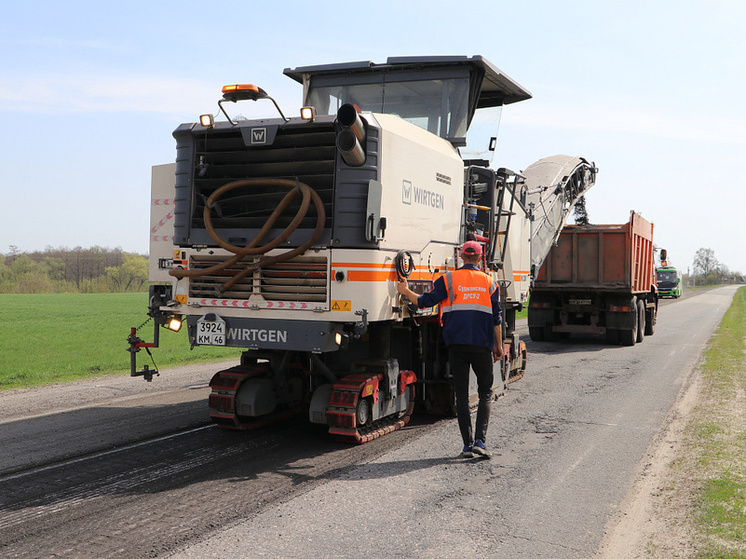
449, 345, 494, 446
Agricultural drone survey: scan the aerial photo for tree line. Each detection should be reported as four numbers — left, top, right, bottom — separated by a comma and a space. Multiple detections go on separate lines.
686, 247, 743, 286
0, 246, 148, 293
3, 245, 740, 294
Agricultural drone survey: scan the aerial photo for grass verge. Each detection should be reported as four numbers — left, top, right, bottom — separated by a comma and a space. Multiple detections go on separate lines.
684, 286, 746, 557
0, 293, 241, 390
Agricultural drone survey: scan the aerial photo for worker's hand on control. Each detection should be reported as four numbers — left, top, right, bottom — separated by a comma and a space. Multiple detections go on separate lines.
396, 277, 408, 294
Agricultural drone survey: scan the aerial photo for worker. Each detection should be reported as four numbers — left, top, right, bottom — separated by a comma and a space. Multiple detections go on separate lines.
397, 240, 503, 458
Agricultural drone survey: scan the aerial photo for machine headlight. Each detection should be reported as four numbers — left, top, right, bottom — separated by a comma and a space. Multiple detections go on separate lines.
164, 317, 183, 332
300, 106, 316, 121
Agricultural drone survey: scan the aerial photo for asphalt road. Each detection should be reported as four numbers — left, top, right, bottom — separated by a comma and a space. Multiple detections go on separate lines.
0, 286, 738, 558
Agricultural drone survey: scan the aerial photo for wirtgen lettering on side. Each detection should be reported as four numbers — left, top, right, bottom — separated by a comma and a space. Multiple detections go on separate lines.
227, 328, 288, 343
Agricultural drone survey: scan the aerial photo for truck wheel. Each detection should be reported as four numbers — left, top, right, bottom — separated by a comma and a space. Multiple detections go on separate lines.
645, 307, 656, 336
620, 297, 638, 346
635, 299, 645, 343
529, 327, 545, 341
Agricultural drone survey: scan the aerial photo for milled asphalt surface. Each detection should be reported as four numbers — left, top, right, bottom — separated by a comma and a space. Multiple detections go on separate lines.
167, 286, 739, 559
170, 416, 505, 558
0, 360, 233, 475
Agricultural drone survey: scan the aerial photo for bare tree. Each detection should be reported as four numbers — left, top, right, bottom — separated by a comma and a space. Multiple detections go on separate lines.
693, 247, 718, 277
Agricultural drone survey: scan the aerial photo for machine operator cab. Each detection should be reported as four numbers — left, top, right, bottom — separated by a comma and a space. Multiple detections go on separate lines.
284, 55, 532, 155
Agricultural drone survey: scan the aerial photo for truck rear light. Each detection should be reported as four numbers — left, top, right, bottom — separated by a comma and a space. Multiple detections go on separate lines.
609, 305, 632, 312
531, 302, 551, 308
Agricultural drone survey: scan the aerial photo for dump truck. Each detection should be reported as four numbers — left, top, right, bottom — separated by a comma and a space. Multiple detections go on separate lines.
528, 211, 657, 346
129, 56, 596, 442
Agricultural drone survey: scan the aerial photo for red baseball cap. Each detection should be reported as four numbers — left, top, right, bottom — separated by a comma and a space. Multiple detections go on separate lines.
461, 241, 482, 256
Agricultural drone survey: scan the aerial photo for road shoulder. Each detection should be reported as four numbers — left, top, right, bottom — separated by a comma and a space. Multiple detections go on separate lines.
596, 368, 702, 558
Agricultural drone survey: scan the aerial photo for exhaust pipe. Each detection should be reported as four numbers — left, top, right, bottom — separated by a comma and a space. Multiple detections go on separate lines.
336, 103, 366, 166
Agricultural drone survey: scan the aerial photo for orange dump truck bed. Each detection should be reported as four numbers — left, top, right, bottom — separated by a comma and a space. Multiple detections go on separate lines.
529, 211, 657, 346
534, 211, 655, 294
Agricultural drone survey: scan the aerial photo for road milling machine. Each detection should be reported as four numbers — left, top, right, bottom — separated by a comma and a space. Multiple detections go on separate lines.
129, 56, 597, 443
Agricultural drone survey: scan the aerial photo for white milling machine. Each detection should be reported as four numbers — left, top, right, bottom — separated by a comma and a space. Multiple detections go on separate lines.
130, 56, 596, 442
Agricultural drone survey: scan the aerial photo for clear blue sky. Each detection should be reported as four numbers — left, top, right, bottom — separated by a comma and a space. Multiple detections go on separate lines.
1, 0, 744, 274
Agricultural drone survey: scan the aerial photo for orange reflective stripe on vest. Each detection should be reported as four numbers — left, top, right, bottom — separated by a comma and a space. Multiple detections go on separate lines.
442, 269, 496, 315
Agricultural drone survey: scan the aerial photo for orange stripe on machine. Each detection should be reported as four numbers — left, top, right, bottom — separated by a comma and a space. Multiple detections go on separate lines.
332, 262, 451, 283
346, 270, 398, 282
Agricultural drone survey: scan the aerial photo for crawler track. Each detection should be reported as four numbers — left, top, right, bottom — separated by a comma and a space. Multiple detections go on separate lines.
507, 340, 528, 384
326, 371, 417, 444
208, 365, 417, 444
207, 363, 306, 429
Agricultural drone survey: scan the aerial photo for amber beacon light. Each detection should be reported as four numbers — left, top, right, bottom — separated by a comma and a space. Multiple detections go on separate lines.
217, 83, 289, 124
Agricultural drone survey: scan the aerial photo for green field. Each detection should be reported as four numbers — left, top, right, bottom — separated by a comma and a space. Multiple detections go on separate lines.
0, 293, 241, 390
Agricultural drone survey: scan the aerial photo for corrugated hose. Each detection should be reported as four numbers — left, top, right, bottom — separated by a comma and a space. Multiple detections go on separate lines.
169, 178, 325, 293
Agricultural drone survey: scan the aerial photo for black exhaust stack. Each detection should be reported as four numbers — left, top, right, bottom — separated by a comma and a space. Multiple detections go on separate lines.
335, 103, 366, 166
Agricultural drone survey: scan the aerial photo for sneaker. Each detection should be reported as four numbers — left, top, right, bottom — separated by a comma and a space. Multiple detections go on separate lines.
472, 440, 491, 459
461, 445, 474, 458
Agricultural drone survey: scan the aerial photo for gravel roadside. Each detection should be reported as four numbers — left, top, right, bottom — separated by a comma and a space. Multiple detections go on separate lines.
596, 366, 702, 557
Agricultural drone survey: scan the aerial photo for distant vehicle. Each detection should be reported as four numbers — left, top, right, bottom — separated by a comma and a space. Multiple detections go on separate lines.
656, 256, 683, 298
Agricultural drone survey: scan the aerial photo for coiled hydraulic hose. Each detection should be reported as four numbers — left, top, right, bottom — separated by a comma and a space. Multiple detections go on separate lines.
394, 250, 415, 278
170, 178, 326, 293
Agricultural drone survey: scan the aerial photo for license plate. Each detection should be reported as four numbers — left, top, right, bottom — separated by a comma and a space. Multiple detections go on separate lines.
568, 298, 592, 305
196, 316, 226, 346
